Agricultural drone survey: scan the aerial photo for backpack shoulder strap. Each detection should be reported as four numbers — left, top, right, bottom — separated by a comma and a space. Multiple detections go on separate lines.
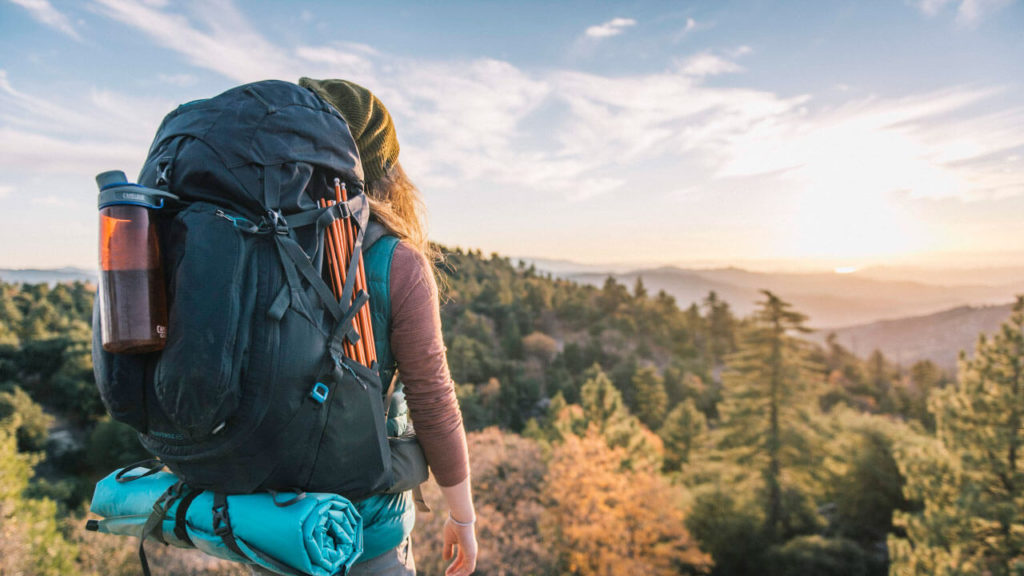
363, 220, 388, 252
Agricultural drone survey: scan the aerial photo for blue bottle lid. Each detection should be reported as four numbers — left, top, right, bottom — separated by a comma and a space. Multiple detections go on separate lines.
96, 170, 180, 209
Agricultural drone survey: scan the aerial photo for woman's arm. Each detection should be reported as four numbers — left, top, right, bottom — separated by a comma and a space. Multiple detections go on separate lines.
389, 242, 477, 574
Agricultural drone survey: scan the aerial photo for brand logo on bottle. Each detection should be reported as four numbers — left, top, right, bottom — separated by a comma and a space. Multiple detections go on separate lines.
121, 192, 147, 202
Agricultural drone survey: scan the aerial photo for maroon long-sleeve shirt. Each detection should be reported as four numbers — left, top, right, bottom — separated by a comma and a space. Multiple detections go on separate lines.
388, 242, 469, 487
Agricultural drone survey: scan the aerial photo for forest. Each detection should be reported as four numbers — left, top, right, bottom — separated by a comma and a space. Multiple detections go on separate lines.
1, 247, 1022, 576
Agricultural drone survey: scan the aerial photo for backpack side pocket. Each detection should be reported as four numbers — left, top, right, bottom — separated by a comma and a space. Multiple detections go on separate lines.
92, 297, 150, 433
154, 202, 256, 441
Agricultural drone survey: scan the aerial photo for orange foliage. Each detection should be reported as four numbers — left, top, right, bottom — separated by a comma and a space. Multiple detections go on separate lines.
543, 432, 712, 575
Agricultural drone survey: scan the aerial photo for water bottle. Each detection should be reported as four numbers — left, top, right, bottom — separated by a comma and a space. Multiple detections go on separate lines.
96, 170, 178, 354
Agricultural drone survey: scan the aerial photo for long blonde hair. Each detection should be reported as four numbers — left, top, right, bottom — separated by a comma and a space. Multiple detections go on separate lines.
364, 161, 440, 264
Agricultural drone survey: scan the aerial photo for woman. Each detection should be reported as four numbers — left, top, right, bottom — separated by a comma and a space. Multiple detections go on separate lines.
286, 78, 478, 576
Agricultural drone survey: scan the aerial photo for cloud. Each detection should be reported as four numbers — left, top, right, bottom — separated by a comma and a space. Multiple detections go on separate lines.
916, 0, 1015, 24
674, 16, 712, 41
584, 17, 636, 38
92, 0, 294, 82
715, 88, 1024, 201
676, 52, 745, 76
23, 0, 1024, 212
157, 73, 199, 87
7, 0, 81, 40
295, 44, 377, 82
0, 69, 172, 140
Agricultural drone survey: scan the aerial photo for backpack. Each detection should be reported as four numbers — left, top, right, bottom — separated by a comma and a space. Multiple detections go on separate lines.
92, 80, 422, 499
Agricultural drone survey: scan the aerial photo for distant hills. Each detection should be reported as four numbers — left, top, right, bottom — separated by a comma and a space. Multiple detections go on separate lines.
557, 262, 1023, 372
0, 267, 97, 285
810, 303, 1015, 373
567, 266, 1023, 327
5, 262, 1022, 371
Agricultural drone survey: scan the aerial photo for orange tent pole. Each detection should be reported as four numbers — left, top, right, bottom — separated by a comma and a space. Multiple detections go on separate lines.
320, 199, 358, 360
333, 182, 369, 368
338, 182, 376, 366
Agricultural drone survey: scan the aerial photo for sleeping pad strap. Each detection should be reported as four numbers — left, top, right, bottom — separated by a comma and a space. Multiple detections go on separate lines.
211, 493, 312, 576
138, 481, 186, 576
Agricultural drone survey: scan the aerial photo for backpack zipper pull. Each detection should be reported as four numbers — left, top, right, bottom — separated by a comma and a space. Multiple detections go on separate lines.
341, 361, 368, 390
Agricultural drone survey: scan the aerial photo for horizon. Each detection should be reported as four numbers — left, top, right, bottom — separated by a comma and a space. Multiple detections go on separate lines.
2, 0, 1023, 270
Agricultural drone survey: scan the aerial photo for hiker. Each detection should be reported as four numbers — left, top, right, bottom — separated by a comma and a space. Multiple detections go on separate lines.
253, 78, 476, 576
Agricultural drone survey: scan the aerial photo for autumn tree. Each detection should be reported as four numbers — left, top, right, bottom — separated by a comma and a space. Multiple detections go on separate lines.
414, 428, 555, 576
890, 296, 1024, 576
543, 431, 711, 575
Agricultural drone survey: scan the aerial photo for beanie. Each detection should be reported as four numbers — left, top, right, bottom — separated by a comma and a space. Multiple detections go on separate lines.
298, 77, 399, 183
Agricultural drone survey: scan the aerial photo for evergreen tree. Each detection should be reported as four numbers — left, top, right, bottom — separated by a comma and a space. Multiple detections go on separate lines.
891, 296, 1024, 576
865, 349, 896, 412
0, 412, 78, 575
579, 365, 661, 470
704, 291, 738, 365
659, 399, 706, 472
633, 276, 648, 300
713, 291, 824, 540
633, 365, 668, 429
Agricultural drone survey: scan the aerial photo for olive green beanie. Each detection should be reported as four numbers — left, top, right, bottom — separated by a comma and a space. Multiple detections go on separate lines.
298, 77, 399, 183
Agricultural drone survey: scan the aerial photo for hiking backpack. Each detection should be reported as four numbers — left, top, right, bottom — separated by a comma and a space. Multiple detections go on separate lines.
92, 80, 421, 499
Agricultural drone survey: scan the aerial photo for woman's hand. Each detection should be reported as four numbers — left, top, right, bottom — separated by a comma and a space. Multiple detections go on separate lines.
442, 512, 478, 576
439, 477, 477, 575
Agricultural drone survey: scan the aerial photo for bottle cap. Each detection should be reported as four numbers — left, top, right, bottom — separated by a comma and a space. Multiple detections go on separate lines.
97, 170, 180, 209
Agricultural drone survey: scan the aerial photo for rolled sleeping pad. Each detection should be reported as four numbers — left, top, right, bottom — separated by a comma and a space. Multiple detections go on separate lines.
89, 466, 363, 576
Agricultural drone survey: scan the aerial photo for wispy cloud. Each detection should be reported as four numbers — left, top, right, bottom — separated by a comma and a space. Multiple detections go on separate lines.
676, 52, 745, 76
674, 16, 711, 41
9, 0, 1024, 214
7, 0, 81, 40
92, 0, 294, 82
585, 17, 636, 38
916, 0, 1015, 25
157, 73, 198, 87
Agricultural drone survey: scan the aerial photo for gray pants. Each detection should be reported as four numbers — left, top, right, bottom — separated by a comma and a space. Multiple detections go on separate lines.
249, 536, 415, 576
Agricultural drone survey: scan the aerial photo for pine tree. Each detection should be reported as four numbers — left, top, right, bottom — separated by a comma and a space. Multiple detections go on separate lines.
704, 291, 738, 365
633, 276, 648, 300
891, 296, 1024, 576
579, 364, 662, 470
659, 399, 707, 472
713, 291, 824, 540
633, 365, 668, 430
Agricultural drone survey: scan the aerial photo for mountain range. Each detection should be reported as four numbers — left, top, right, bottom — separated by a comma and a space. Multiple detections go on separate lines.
0, 267, 98, 285
810, 303, 1015, 373
559, 263, 1023, 372
567, 266, 1022, 328
5, 263, 1022, 371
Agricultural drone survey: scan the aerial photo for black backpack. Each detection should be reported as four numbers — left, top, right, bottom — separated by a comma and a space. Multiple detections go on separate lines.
92, 80, 413, 499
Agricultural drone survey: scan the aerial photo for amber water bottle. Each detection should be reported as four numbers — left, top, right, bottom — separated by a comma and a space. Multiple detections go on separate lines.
96, 170, 178, 354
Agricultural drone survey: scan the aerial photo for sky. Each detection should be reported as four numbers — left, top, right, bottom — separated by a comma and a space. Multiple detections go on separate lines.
1, 0, 1023, 272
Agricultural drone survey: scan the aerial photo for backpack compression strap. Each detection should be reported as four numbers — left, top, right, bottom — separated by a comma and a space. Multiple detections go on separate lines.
268, 192, 372, 363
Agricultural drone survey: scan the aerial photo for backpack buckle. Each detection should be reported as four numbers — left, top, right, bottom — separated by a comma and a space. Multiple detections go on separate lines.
212, 503, 231, 537
263, 209, 290, 236
310, 382, 330, 404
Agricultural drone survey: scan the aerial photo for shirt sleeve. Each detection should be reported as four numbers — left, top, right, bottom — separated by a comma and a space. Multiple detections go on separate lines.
389, 241, 469, 487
